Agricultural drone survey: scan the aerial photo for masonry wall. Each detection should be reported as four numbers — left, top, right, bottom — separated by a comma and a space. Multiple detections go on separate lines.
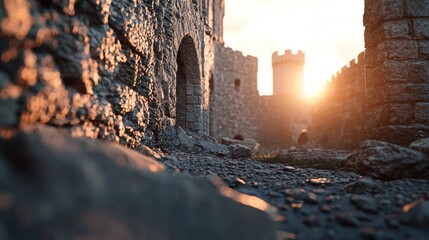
312, 53, 366, 150
0, 0, 214, 149
210, 43, 259, 140
364, 0, 429, 146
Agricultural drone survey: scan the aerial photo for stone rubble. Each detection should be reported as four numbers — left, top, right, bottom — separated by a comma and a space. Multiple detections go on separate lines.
160, 150, 429, 240
346, 140, 429, 180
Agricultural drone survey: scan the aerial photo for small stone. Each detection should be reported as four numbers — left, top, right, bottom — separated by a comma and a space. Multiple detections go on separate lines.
325, 195, 340, 203
350, 195, 378, 213
343, 178, 383, 194
309, 178, 330, 185
290, 203, 303, 209
319, 205, 335, 213
268, 191, 282, 198
335, 212, 360, 227
235, 177, 246, 185
284, 166, 296, 172
360, 227, 377, 240
402, 200, 429, 230
385, 217, 400, 229
305, 192, 319, 204
304, 215, 320, 227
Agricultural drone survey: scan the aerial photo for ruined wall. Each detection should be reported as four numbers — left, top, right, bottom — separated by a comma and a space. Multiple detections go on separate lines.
210, 43, 259, 140
312, 53, 366, 150
0, 0, 214, 149
258, 96, 292, 147
364, 0, 429, 146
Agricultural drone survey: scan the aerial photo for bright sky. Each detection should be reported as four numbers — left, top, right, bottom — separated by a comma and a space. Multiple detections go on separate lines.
223, 0, 365, 96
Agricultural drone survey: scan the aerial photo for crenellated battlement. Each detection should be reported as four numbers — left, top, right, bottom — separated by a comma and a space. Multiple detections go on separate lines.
328, 51, 365, 84
272, 50, 305, 66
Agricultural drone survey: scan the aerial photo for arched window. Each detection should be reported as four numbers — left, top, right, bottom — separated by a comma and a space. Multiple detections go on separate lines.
234, 79, 240, 91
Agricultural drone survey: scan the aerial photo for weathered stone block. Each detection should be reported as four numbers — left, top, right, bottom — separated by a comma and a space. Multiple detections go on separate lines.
364, 0, 404, 31
405, 0, 429, 17
388, 103, 414, 125
384, 20, 411, 39
415, 103, 429, 124
365, 105, 389, 128
366, 85, 387, 106
383, 61, 429, 83
387, 83, 429, 102
187, 96, 201, 105
186, 84, 195, 95
413, 19, 429, 39
365, 64, 387, 88
368, 125, 429, 146
419, 41, 429, 58
365, 40, 419, 68
384, 40, 419, 60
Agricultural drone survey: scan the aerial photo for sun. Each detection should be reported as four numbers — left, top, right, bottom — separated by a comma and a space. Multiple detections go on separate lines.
303, 56, 341, 99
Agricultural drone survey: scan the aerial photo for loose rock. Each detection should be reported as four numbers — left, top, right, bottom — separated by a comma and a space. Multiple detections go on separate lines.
346, 140, 429, 180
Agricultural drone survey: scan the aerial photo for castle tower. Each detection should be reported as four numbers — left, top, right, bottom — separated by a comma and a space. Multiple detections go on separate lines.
272, 50, 305, 98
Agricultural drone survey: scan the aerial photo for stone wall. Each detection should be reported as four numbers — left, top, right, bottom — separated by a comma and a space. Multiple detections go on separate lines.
0, 0, 214, 149
364, 0, 429, 146
312, 53, 366, 150
210, 43, 259, 140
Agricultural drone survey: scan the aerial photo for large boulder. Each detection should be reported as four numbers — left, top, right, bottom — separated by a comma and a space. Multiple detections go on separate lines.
220, 137, 261, 153
195, 137, 230, 156
229, 144, 252, 159
409, 138, 429, 155
346, 140, 429, 180
0, 126, 278, 240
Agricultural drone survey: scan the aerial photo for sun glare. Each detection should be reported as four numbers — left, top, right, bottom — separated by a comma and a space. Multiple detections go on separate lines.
223, 0, 364, 98
304, 55, 342, 98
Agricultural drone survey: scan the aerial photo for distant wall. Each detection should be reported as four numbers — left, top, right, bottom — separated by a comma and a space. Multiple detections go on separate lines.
210, 43, 259, 140
364, 0, 429, 146
312, 53, 365, 150
0, 0, 214, 149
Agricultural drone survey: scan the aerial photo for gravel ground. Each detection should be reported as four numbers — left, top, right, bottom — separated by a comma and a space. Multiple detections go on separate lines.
159, 150, 429, 240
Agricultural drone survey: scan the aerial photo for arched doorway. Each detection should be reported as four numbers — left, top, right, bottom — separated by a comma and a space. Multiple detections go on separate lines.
175, 35, 203, 134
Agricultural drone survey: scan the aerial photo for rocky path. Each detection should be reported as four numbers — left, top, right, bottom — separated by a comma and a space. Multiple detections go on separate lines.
160, 151, 429, 240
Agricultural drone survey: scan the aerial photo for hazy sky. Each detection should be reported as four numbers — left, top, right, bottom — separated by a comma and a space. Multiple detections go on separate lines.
223, 0, 365, 96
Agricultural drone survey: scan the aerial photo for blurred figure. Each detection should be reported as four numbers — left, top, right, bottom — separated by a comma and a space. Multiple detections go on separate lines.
297, 129, 308, 149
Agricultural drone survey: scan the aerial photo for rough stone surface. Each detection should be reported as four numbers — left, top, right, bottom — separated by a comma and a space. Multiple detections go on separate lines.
350, 195, 378, 213
0, 0, 218, 147
343, 178, 384, 194
364, 0, 429, 146
0, 126, 278, 240
228, 144, 252, 159
195, 139, 230, 156
220, 137, 261, 152
161, 150, 429, 240
346, 140, 429, 180
177, 126, 195, 149
409, 137, 429, 155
